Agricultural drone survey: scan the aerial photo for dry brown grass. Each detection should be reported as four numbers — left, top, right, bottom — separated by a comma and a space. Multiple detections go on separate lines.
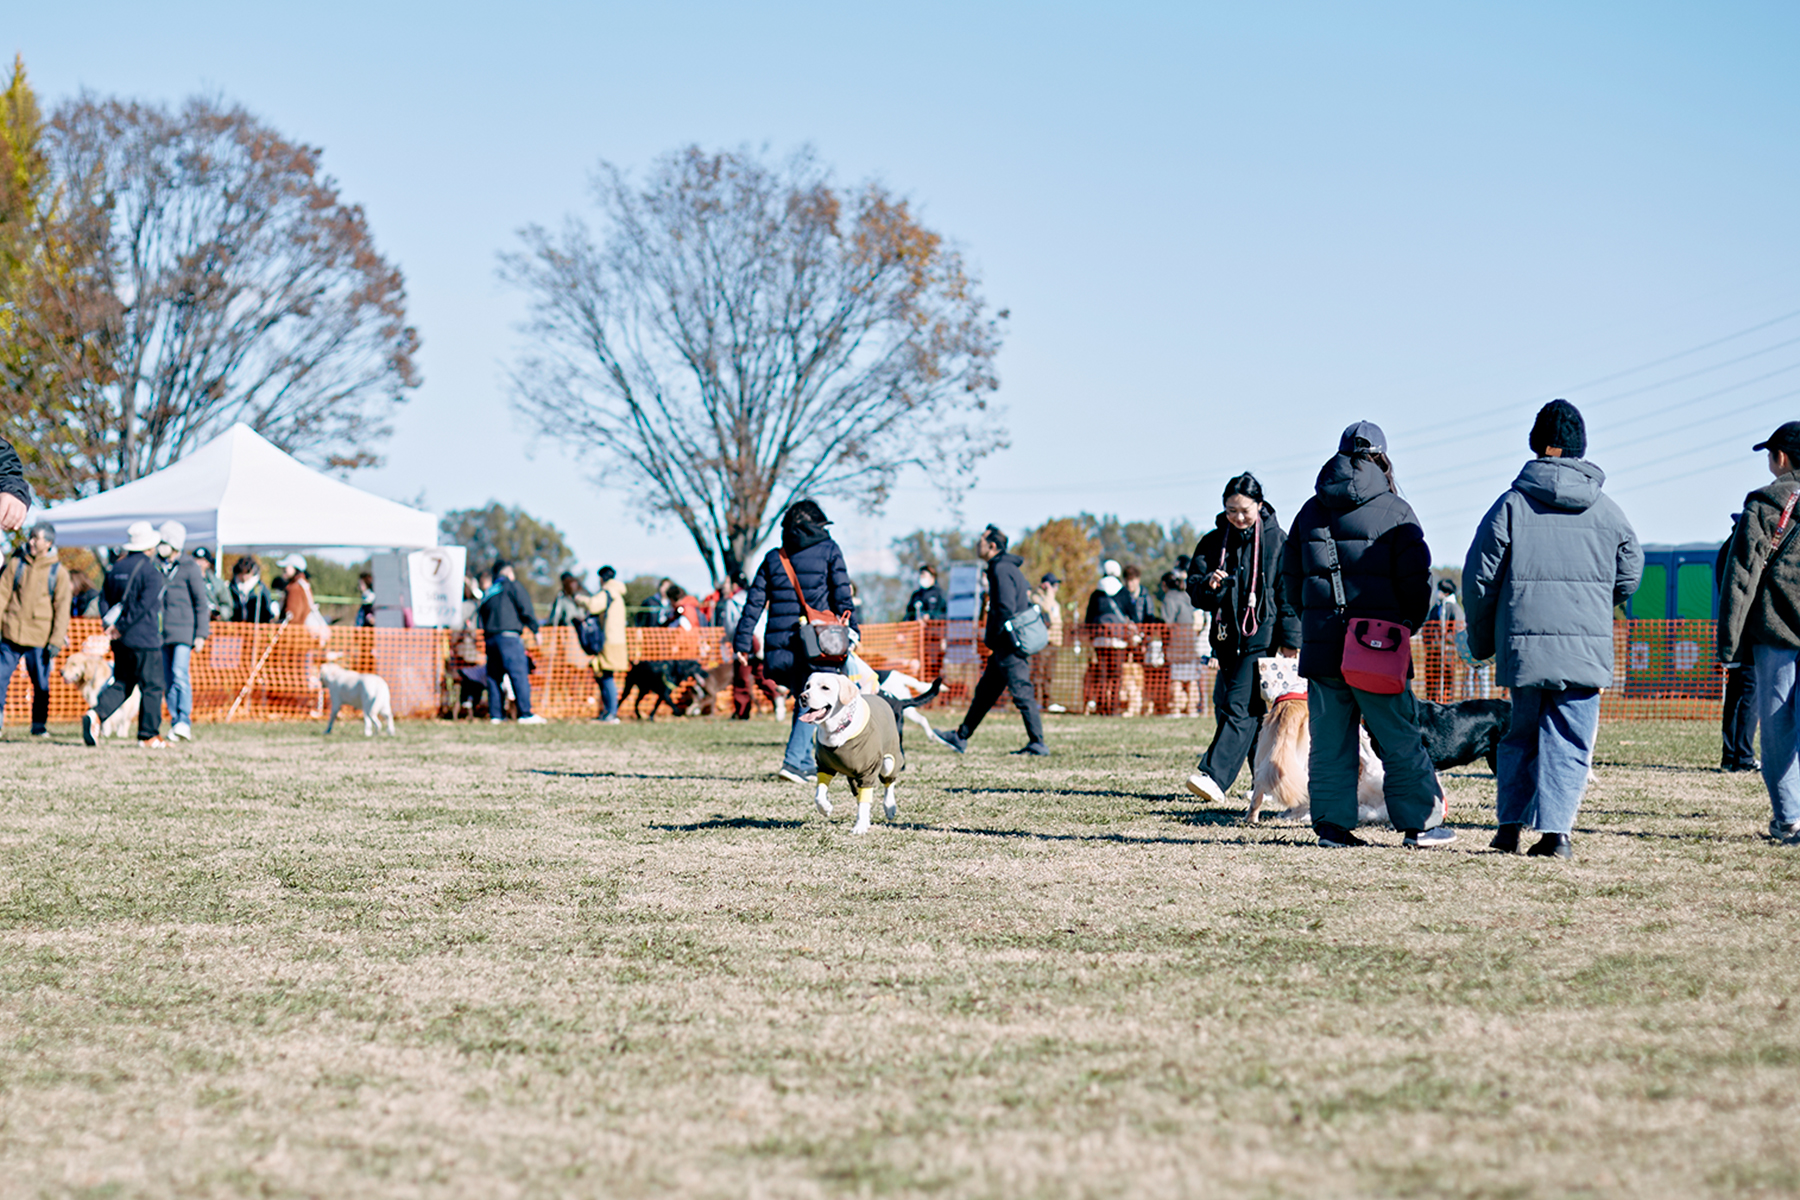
1, 713, 1797, 1198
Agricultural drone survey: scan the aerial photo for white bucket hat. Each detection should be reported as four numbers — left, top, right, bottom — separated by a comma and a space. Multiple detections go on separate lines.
123, 521, 160, 553
158, 520, 187, 552
1102, 559, 1122, 578
277, 553, 308, 572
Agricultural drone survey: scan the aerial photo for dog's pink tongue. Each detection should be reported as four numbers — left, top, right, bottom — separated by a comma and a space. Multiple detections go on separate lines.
798, 708, 826, 725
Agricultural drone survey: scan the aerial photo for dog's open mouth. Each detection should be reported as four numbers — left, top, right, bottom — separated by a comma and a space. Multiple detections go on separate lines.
798, 705, 829, 725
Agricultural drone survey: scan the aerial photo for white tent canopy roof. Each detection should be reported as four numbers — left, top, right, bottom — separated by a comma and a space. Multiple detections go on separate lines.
38, 423, 438, 550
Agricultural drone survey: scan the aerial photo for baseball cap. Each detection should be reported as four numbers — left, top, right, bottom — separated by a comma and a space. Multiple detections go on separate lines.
1041, 572, 1062, 585
1338, 421, 1387, 455
1753, 421, 1800, 455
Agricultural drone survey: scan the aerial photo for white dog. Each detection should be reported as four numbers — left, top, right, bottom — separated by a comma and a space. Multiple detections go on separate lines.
319, 660, 395, 736
795, 671, 938, 834
875, 668, 941, 741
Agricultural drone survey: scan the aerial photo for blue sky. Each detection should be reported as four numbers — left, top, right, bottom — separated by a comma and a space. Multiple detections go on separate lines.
13, 2, 1800, 583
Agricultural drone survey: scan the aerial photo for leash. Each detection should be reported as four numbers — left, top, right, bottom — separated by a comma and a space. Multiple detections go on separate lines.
1239, 517, 1262, 641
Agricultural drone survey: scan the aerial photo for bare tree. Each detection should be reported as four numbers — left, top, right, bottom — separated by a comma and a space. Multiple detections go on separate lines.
3, 93, 420, 497
501, 145, 1007, 582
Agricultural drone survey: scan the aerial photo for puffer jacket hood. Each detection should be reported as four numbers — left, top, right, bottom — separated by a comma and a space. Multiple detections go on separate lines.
781, 522, 830, 555
1512, 457, 1605, 513
1314, 455, 1391, 513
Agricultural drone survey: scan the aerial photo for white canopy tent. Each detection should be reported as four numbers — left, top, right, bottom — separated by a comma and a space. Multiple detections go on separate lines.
38, 423, 438, 550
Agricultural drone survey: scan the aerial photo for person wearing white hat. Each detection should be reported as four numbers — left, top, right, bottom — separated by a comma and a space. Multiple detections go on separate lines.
156, 521, 210, 741
88, 521, 168, 748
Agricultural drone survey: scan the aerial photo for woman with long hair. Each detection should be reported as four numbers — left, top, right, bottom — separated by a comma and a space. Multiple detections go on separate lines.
732, 499, 857, 783
1282, 422, 1451, 848
1184, 472, 1298, 801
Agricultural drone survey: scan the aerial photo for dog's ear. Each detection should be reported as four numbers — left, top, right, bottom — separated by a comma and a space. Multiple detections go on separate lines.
836, 674, 860, 708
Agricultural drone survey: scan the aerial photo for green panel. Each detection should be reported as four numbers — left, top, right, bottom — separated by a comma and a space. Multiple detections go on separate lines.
1676, 562, 1714, 618
1634, 564, 1667, 618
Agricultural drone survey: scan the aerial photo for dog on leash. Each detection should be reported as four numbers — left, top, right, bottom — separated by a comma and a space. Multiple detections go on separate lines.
618, 659, 714, 721
320, 659, 396, 736
60, 636, 139, 739
796, 671, 940, 834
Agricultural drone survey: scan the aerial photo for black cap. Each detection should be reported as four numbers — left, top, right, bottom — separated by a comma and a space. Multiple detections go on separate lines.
1753, 421, 1800, 457
559, 570, 578, 582
192, 546, 213, 562
1041, 572, 1062, 585
492, 559, 511, 575
1338, 420, 1387, 455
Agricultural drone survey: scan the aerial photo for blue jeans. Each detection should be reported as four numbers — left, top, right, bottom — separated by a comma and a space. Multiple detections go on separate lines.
161, 643, 193, 728
1496, 685, 1600, 835
1754, 645, 1800, 826
598, 673, 619, 720
783, 708, 817, 776
0, 640, 53, 733
485, 632, 534, 718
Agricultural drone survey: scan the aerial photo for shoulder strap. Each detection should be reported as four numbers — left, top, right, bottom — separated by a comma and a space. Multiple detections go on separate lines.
8, 554, 23, 593
1767, 491, 1800, 564
1322, 524, 1347, 613
777, 551, 829, 623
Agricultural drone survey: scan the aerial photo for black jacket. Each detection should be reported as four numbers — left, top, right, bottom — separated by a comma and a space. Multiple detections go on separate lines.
1281, 453, 1431, 679
983, 552, 1033, 653
104, 551, 168, 651
1189, 503, 1298, 658
0, 438, 25, 506
734, 527, 857, 688
904, 583, 947, 621
160, 556, 212, 646
230, 579, 278, 624
479, 577, 539, 636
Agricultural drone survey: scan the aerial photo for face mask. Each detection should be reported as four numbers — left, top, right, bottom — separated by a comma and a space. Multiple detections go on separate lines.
918, 576, 931, 588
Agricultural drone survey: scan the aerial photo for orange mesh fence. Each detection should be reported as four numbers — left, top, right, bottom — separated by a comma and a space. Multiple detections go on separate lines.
2, 618, 1731, 725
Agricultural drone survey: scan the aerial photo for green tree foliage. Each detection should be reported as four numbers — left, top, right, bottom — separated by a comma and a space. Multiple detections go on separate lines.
440, 503, 577, 605
888, 527, 983, 577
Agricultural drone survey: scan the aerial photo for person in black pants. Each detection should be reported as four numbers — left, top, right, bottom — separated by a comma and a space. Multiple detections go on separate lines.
478, 560, 545, 724
87, 521, 169, 747
934, 525, 1047, 756
1184, 473, 1300, 803
1719, 516, 1759, 771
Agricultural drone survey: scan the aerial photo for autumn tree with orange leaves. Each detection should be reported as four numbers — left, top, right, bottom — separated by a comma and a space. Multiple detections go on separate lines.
502, 146, 1007, 583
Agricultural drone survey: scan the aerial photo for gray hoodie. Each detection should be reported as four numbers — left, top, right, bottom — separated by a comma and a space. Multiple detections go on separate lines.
1462, 457, 1643, 691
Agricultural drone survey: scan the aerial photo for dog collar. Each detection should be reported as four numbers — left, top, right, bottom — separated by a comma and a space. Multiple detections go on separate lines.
1274, 691, 1307, 704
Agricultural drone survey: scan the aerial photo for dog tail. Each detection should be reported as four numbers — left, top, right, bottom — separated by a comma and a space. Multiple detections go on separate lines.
891, 678, 942, 710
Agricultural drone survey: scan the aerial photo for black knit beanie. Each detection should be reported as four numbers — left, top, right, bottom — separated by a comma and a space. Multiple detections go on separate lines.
1530, 399, 1586, 458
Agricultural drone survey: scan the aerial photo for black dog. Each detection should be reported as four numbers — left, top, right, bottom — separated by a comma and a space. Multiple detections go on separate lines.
619, 659, 715, 720
1415, 698, 1512, 773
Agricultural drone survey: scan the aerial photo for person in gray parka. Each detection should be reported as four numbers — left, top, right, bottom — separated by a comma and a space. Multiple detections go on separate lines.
1463, 400, 1643, 859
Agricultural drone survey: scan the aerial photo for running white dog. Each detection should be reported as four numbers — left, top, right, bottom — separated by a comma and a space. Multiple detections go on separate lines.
319, 660, 395, 736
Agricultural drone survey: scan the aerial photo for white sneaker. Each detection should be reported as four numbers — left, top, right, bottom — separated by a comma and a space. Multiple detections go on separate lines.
1185, 772, 1225, 803
777, 767, 810, 785
517, 714, 548, 725
489, 718, 503, 725
170, 722, 192, 741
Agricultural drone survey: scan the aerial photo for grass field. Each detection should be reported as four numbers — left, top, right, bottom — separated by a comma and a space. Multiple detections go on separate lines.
2, 711, 1797, 1198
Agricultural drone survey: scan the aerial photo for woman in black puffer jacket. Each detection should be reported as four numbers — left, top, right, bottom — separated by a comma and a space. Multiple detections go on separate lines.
1183, 473, 1300, 803
733, 499, 858, 782
1282, 421, 1444, 848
